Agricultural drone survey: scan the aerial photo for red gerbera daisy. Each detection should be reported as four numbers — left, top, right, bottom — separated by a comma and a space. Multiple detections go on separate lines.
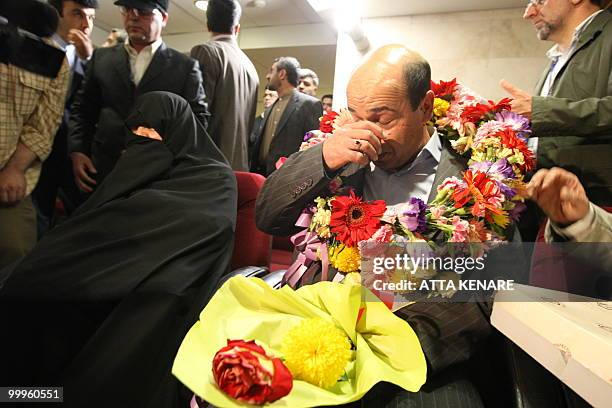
430, 78, 457, 99
330, 191, 386, 247
319, 111, 339, 133
497, 128, 536, 173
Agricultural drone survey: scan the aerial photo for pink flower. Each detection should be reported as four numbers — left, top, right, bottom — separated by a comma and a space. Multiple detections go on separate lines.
449, 216, 469, 243
430, 205, 447, 220
437, 177, 466, 193
371, 225, 394, 243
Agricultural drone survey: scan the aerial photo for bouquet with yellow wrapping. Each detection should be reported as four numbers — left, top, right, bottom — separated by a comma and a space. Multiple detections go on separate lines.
172, 275, 426, 407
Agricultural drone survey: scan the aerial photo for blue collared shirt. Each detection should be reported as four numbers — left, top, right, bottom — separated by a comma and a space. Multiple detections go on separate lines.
363, 129, 442, 205
52, 33, 85, 76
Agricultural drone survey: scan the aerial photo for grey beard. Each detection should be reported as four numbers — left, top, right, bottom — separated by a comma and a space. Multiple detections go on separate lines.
536, 23, 553, 41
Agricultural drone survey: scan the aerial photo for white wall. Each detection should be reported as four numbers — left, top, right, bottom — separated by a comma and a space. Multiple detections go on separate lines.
332, 8, 551, 109
91, 26, 110, 47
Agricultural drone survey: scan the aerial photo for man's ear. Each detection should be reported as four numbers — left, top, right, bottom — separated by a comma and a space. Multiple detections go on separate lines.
234, 24, 240, 35
278, 68, 287, 81
161, 12, 169, 27
420, 90, 435, 123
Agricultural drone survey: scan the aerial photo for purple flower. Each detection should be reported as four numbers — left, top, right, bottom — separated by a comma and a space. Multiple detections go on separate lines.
303, 130, 318, 142
495, 111, 531, 140
470, 159, 515, 179
509, 202, 527, 221
498, 182, 516, 200
398, 197, 427, 233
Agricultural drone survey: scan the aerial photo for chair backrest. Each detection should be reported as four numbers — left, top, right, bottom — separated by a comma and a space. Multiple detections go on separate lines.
231, 171, 272, 270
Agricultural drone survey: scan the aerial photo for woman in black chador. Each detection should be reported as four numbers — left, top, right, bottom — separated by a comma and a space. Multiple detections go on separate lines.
0, 92, 237, 407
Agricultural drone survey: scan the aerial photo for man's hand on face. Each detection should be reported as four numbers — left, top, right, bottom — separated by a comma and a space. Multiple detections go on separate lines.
70, 152, 97, 193
68, 29, 94, 60
527, 167, 590, 226
0, 166, 27, 206
322, 121, 384, 171
500, 79, 533, 120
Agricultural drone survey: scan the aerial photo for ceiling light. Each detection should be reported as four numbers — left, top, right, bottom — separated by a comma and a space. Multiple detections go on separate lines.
194, 0, 208, 11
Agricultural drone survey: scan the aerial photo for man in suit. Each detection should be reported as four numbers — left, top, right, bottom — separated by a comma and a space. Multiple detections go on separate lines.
250, 57, 322, 176
297, 67, 319, 97
190, 0, 259, 171
256, 45, 511, 407
249, 86, 277, 156
321, 93, 333, 113
69, 0, 209, 192
32, 0, 98, 236
501, 0, 612, 206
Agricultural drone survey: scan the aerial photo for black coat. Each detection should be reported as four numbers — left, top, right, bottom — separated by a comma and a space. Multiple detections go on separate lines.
68, 42, 209, 181
0, 92, 236, 407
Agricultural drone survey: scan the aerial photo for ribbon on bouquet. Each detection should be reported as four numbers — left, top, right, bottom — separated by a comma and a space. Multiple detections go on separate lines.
282, 212, 329, 288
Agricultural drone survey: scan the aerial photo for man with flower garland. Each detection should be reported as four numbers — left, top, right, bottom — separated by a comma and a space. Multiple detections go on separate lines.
501, 0, 612, 207
256, 45, 522, 407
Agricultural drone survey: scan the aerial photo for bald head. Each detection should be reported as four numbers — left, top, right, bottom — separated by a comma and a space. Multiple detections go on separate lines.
349, 44, 431, 111
345, 45, 434, 172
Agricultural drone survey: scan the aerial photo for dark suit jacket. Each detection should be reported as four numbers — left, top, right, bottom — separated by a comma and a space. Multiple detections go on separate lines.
531, 10, 612, 205
250, 90, 322, 176
255, 140, 524, 378
68, 42, 209, 181
191, 37, 259, 171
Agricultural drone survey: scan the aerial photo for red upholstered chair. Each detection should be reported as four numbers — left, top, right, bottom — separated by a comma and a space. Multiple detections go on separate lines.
529, 206, 612, 297
270, 236, 294, 272
230, 172, 272, 270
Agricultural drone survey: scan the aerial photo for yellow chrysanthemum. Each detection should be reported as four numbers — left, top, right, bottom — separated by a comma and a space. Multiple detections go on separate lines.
281, 318, 352, 389
328, 244, 361, 273
433, 98, 450, 117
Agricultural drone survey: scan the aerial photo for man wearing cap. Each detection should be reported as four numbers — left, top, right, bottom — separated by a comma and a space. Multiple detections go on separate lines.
68, 0, 209, 191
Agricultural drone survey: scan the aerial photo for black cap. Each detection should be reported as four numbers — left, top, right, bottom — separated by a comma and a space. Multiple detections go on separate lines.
114, 0, 169, 12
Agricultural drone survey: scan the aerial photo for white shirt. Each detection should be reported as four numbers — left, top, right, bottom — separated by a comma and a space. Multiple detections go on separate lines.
52, 33, 86, 76
363, 130, 442, 205
124, 38, 163, 86
540, 9, 604, 97
210, 33, 235, 42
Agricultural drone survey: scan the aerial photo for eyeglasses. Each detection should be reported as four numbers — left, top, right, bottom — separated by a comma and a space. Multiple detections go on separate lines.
119, 6, 162, 18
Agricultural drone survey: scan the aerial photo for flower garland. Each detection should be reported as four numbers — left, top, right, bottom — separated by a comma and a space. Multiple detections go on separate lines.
282, 79, 535, 297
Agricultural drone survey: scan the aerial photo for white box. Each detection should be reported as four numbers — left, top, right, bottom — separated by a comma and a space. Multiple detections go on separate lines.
492, 284, 612, 408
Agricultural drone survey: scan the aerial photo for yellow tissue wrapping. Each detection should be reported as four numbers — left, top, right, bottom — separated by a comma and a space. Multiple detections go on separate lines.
172, 275, 427, 408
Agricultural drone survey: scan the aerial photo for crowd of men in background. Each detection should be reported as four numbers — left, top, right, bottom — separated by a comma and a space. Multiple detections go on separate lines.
1, 0, 610, 268
0, 0, 335, 267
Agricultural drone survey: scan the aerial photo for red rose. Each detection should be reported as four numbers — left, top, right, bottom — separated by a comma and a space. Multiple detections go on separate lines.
212, 340, 293, 405
319, 111, 339, 133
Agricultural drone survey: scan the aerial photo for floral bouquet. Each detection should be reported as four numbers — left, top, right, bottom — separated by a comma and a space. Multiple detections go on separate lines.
282, 79, 535, 296
172, 275, 427, 407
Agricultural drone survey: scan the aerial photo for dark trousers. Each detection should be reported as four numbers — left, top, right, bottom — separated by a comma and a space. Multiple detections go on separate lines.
31, 133, 84, 237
